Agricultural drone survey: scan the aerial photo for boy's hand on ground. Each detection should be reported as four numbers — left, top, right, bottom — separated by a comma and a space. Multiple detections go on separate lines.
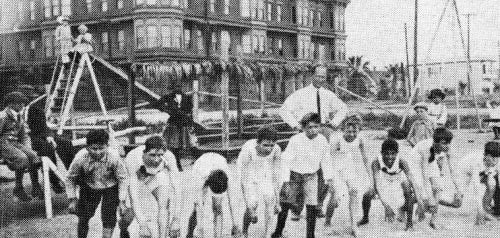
231, 225, 243, 237
384, 206, 395, 223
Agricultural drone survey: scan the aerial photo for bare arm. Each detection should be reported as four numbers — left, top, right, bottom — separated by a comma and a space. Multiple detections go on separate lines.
406, 123, 416, 147
272, 148, 282, 200
226, 173, 239, 229
371, 160, 391, 207
446, 154, 461, 193
437, 105, 448, 126
359, 138, 372, 183
238, 148, 252, 208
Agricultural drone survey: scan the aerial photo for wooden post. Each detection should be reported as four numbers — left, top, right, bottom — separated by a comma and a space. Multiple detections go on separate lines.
454, 83, 461, 129
259, 80, 266, 117
220, 31, 230, 150
235, 45, 244, 137
192, 79, 200, 123
42, 157, 53, 219
86, 54, 108, 116
127, 64, 136, 145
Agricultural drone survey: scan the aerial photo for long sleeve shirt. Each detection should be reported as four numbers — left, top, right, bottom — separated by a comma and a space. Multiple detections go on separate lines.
427, 102, 447, 126
280, 84, 348, 129
283, 132, 334, 179
124, 146, 180, 224
66, 148, 128, 201
407, 118, 435, 146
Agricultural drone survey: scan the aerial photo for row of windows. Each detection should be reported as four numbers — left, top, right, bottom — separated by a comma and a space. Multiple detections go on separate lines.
20, 0, 125, 21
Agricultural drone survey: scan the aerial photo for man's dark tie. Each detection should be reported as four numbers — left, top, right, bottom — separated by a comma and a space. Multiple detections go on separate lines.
316, 89, 321, 121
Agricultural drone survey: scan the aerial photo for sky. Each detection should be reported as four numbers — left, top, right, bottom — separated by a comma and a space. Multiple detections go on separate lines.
346, 0, 500, 68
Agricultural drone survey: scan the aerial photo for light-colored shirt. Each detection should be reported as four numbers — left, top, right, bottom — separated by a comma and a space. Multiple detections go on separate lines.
237, 139, 281, 186
55, 24, 72, 40
66, 148, 128, 200
124, 146, 180, 223
280, 84, 348, 129
192, 153, 231, 203
427, 102, 447, 126
407, 118, 435, 146
283, 132, 333, 179
330, 133, 364, 171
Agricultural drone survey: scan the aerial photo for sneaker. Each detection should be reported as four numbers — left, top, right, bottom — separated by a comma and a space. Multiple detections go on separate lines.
290, 213, 301, 221
13, 188, 32, 202
357, 217, 369, 226
316, 209, 326, 218
32, 185, 44, 200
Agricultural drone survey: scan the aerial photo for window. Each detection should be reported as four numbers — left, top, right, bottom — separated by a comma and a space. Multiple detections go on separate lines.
171, 0, 179, 7
259, 35, 265, 53
483, 64, 486, 74
52, 0, 60, 16
267, 37, 274, 55
276, 5, 281, 22
329, 11, 334, 28
173, 25, 181, 48
224, 0, 229, 14
184, 29, 191, 49
257, 0, 264, 20
147, 25, 158, 48
18, 41, 25, 60
241, 0, 250, 17
252, 35, 258, 53
161, 25, 171, 47
196, 30, 204, 53
297, 7, 302, 25
86, 0, 92, 13
136, 24, 146, 49
146, 0, 156, 5
30, 1, 35, 20
44, 0, 51, 18
242, 34, 251, 53
309, 10, 313, 26
101, 32, 109, 54
18, 2, 24, 21
117, 30, 125, 52
61, 0, 71, 15
117, 0, 124, 9
318, 12, 322, 27
43, 32, 54, 57
311, 42, 316, 59
210, 0, 215, 13
302, 8, 307, 25
211, 32, 218, 52
29, 40, 36, 58
136, 0, 144, 6
298, 40, 303, 58
267, 3, 272, 21
277, 39, 283, 56
101, 0, 108, 12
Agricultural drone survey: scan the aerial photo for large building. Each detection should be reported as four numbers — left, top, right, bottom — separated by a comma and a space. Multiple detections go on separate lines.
0, 0, 349, 108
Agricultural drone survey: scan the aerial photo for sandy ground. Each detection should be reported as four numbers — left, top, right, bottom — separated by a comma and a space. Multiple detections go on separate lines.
1, 129, 500, 238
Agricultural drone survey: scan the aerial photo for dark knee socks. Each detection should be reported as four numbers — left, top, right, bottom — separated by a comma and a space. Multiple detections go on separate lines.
29, 167, 40, 188
186, 210, 197, 238
273, 203, 291, 237
77, 219, 90, 238
361, 193, 373, 220
15, 170, 24, 189
306, 205, 317, 238
243, 209, 252, 234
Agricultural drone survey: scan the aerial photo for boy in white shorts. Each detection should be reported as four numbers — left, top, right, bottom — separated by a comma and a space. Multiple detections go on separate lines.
238, 126, 282, 237
325, 115, 371, 237
438, 141, 500, 224
121, 136, 181, 238
406, 128, 456, 229
186, 153, 242, 238
364, 139, 424, 230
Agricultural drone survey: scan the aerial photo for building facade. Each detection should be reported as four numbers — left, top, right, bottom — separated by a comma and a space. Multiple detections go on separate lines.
0, 0, 349, 107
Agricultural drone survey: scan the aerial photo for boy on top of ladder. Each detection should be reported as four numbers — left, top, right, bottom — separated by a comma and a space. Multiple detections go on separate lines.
55, 15, 74, 66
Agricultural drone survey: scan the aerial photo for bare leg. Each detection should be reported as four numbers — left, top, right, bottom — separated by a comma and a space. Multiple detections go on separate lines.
213, 196, 223, 238
348, 188, 359, 237
264, 200, 272, 238
102, 228, 114, 238
186, 208, 197, 238
429, 178, 442, 229
324, 188, 338, 226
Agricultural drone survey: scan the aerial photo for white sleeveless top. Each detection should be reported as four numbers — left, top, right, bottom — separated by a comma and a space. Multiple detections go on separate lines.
378, 155, 403, 175
331, 134, 363, 171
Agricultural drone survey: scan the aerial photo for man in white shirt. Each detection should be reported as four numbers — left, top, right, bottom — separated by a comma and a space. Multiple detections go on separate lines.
120, 136, 181, 238
279, 65, 347, 218
186, 153, 242, 238
438, 141, 500, 224
271, 113, 334, 238
237, 126, 281, 238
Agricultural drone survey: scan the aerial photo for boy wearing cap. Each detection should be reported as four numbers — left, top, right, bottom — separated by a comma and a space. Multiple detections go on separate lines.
358, 139, 424, 230
0, 91, 43, 201
237, 126, 281, 238
66, 130, 128, 238
280, 65, 347, 219
407, 102, 435, 147
186, 152, 242, 238
438, 141, 500, 224
271, 113, 334, 238
427, 89, 448, 128
121, 136, 181, 238
55, 15, 74, 64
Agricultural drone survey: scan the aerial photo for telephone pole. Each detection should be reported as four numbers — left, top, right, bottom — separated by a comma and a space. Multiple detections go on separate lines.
463, 13, 475, 94
413, 0, 418, 86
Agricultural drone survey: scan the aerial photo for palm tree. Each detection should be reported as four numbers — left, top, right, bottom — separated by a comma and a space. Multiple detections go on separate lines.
346, 56, 377, 97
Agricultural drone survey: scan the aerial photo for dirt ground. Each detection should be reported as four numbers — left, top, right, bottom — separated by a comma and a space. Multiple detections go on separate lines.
1, 129, 500, 238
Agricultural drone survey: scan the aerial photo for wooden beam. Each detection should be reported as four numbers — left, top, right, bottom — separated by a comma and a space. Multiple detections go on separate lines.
259, 80, 266, 116
127, 64, 136, 144
220, 31, 230, 150
192, 79, 200, 123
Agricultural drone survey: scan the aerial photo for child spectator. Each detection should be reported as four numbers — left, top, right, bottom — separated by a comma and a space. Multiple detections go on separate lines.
407, 102, 435, 147
427, 88, 448, 128
73, 24, 93, 54
54, 15, 74, 64
486, 98, 500, 140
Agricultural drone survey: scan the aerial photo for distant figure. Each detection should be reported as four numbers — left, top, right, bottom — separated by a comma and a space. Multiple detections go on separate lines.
54, 15, 74, 64
73, 24, 93, 54
486, 98, 500, 140
153, 84, 193, 172
427, 89, 447, 128
0, 92, 43, 201
407, 102, 435, 147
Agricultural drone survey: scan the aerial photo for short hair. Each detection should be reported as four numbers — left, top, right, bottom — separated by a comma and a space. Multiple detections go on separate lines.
205, 169, 228, 194
381, 138, 399, 153
144, 136, 167, 153
300, 113, 321, 128
341, 114, 363, 129
484, 141, 500, 157
433, 128, 453, 144
86, 129, 109, 146
256, 126, 278, 143
4, 91, 28, 105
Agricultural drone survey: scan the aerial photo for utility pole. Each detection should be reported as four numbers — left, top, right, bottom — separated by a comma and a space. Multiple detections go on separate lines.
413, 0, 418, 86
404, 23, 411, 93
463, 13, 475, 94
